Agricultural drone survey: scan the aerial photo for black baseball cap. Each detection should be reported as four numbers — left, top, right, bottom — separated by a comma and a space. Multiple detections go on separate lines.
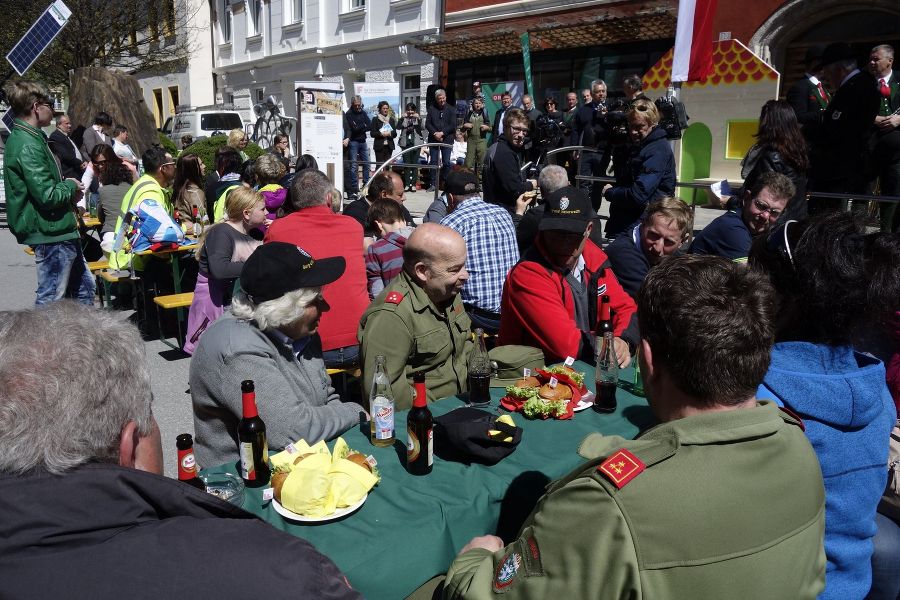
539, 186, 594, 233
445, 170, 479, 196
241, 242, 345, 303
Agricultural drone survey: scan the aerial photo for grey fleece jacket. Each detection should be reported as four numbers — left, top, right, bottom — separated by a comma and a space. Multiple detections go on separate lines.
190, 314, 363, 468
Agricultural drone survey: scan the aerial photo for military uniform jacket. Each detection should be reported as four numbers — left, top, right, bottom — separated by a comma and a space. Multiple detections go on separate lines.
444, 402, 826, 599
358, 270, 474, 410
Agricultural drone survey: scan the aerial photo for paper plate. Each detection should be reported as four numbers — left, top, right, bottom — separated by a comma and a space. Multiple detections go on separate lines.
573, 391, 596, 412
272, 494, 367, 523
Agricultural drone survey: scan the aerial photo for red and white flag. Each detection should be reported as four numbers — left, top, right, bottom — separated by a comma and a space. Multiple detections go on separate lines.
672, 0, 718, 82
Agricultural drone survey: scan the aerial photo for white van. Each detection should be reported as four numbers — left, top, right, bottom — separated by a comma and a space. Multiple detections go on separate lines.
160, 106, 245, 148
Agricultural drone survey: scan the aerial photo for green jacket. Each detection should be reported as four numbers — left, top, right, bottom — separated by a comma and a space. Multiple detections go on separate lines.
3, 119, 78, 245
108, 174, 172, 270
444, 402, 826, 599
358, 270, 473, 410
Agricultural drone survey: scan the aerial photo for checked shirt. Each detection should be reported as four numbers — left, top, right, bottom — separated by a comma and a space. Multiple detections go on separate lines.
441, 196, 519, 313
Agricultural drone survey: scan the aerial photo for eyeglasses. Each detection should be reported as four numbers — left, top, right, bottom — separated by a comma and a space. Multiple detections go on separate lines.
161, 161, 176, 168
510, 126, 529, 134
752, 197, 782, 218
34, 101, 53, 110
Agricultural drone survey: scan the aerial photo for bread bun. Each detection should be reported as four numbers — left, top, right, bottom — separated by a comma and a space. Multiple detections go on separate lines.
271, 470, 288, 503
346, 452, 373, 473
539, 383, 572, 401
515, 376, 541, 388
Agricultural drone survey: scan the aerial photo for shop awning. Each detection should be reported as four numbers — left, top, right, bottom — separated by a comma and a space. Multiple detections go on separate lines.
416, 1, 677, 61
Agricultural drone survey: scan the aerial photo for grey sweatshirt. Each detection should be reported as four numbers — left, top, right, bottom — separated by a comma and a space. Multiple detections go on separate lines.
190, 313, 363, 468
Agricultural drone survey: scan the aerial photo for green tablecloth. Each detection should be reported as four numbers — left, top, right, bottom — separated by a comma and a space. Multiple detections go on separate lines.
205, 362, 653, 600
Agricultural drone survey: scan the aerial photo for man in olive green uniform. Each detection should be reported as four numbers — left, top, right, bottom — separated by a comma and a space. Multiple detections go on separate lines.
463, 96, 491, 183
359, 223, 473, 410
443, 256, 826, 599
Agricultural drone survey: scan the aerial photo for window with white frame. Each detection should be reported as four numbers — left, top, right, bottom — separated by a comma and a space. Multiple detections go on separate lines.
248, 0, 262, 36
348, 0, 365, 9
220, 0, 232, 43
291, 0, 303, 23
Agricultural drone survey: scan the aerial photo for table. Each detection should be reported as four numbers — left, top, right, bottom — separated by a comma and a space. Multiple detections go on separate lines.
205, 362, 653, 599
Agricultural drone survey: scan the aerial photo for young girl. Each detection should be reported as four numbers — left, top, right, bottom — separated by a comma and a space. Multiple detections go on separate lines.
450, 129, 467, 165
183, 187, 268, 354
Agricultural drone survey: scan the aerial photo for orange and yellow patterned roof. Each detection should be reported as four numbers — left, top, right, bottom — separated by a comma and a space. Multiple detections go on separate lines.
643, 39, 778, 91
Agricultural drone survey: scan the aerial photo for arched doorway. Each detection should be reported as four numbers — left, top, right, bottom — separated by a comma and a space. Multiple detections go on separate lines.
750, 1, 900, 94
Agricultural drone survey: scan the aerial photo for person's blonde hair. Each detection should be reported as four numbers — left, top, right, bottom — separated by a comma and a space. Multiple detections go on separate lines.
196, 187, 263, 257
227, 128, 247, 149
7, 81, 50, 117
644, 197, 693, 237
627, 98, 660, 127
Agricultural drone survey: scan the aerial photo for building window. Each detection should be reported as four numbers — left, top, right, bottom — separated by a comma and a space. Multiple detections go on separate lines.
164, 0, 176, 36
248, 0, 262, 36
220, 0, 232, 43
255, 88, 265, 103
153, 88, 164, 128
291, 0, 303, 23
348, 0, 365, 9
168, 86, 180, 116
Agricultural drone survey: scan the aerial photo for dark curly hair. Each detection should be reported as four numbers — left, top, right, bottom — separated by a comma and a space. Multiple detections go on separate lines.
749, 211, 900, 345
754, 100, 809, 172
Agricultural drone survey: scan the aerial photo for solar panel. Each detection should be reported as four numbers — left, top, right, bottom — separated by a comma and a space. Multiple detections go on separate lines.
2, 108, 15, 131
5, 1, 72, 76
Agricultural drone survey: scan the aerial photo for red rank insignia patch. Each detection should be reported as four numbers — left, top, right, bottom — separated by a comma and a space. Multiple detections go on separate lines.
385, 291, 404, 305
598, 448, 645, 489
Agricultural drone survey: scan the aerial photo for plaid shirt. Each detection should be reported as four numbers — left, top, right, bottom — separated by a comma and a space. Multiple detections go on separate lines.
441, 196, 519, 313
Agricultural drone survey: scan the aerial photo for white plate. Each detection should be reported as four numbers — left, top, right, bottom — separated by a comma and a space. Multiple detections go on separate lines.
573, 391, 595, 412
272, 494, 367, 523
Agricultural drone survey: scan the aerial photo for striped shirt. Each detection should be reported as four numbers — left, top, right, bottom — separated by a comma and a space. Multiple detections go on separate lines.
365, 230, 407, 299
441, 196, 519, 313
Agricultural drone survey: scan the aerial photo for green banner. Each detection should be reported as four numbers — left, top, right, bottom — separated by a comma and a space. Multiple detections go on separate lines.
520, 32, 533, 98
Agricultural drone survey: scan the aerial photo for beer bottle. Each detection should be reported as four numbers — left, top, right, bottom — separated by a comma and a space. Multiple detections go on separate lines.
237, 380, 270, 485
407, 372, 433, 475
175, 433, 205, 491
191, 206, 201, 237
369, 355, 395, 447
594, 294, 618, 413
467, 328, 491, 407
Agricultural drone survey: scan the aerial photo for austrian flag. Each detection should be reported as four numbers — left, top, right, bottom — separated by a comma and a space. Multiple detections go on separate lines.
672, 0, 718, 82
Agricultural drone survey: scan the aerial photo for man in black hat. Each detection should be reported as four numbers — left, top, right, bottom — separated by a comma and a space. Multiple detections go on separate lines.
806, 42, 880, 212
190, 242, 364, 468
497, 185, 638, 366
787, 44, 831, 126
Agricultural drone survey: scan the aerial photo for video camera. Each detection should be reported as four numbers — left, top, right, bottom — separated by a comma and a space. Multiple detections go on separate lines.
603, 97, 630, 146
655, 95, 690, 140
534, 113, 565, 150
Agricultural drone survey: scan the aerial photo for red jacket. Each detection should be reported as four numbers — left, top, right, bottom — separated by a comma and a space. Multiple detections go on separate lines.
498, 239, 638, 364
265, 206, 368, 352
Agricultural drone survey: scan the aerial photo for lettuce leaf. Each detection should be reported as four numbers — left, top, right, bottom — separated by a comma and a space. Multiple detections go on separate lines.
522, 397, 567, 418
504, 385, 539, 400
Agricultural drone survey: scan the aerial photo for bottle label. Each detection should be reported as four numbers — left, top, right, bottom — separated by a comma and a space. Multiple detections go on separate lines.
407, 429, 420, 462
180, 453, 196, 473
426, 428, 433, 467
240, 442, 256, 480
373, 396, 394, 440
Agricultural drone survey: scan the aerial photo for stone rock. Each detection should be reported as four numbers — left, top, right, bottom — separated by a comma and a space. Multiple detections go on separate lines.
68, 67, 158, 158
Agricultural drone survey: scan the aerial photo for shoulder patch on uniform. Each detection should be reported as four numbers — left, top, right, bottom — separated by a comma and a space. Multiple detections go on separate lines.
493, 551, 522, 592
597, 448, 645, 489
385, 291, 405, 305
778, 406, 806, 431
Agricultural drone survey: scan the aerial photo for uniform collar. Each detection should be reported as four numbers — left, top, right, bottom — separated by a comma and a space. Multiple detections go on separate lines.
399, 270, 464, 320
641, 401, 784, 445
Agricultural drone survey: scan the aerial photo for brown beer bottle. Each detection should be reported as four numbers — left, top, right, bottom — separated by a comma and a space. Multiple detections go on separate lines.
175, 433, 205, 491
237, 380, 270, 485
406, 372, 433, 475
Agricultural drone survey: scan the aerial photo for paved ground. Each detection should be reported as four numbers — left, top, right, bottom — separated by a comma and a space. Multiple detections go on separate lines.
0, 191, 721, 478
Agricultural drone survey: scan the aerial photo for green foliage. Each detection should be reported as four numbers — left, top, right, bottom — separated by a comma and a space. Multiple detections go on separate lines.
181, 136, 265, 174
157, 132, 178, 156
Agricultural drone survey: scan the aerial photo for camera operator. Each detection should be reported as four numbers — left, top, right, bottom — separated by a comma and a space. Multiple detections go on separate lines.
574, 80, 613, 210
483, 108, 538, 216
533, 100, 566, 169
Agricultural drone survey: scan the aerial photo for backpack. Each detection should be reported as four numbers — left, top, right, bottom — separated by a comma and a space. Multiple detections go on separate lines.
127, 198, 185, 252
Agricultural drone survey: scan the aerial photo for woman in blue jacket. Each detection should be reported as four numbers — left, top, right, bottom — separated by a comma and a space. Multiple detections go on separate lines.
750, 212, 900, 600
603, 99, 676, 238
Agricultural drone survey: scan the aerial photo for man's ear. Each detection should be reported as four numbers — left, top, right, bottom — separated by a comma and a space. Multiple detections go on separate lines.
640, 338, 655, 382
585, 221, 593, 237
119, 421, 139, 469
413, 261, 429, 285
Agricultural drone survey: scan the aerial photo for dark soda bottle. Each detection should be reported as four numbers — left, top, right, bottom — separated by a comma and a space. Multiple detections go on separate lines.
407, 372, 433, 475
467, 328, 491, 407
594, 294, 618, 413
237, 380, 270, 485
176, 433, 205, 491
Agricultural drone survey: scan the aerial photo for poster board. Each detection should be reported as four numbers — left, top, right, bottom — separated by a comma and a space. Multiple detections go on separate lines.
353, 82, 402, 165
295, 81, 345, 194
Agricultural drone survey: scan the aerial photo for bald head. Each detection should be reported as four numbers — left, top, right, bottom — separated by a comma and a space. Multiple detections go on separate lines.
403, 223, 468, 307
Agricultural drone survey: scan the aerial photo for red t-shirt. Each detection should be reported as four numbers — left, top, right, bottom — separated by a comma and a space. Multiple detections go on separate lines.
498, 239, 637, 363
265, 206, 368, 351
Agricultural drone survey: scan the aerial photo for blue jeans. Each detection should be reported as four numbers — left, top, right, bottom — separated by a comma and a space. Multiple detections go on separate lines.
866, 511, 900, 600
348, 140, 370, 193
322, 344, 360, 370
430, 144, 451, 186
33, 239, 96, 306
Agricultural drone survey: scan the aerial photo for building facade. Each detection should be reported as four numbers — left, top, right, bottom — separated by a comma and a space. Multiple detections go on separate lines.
210, 0, 440, 134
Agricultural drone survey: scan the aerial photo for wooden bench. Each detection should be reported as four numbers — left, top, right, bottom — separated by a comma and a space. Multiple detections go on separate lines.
153, 292, 194, 351
326, 367, 362, 399
87, 259, 109, 272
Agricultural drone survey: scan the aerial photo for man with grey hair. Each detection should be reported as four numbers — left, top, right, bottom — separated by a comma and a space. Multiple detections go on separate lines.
426, 88, 456, 188
345, 94, 372, 198
806, 42, 880, 213
48, 113, 86, 179
359, 223, 473, 409
266, 169, 370, 369
868, 43, 900, 232
191, 242, 364, 467
0, 301, 361, 598
574, 79, 612, 210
